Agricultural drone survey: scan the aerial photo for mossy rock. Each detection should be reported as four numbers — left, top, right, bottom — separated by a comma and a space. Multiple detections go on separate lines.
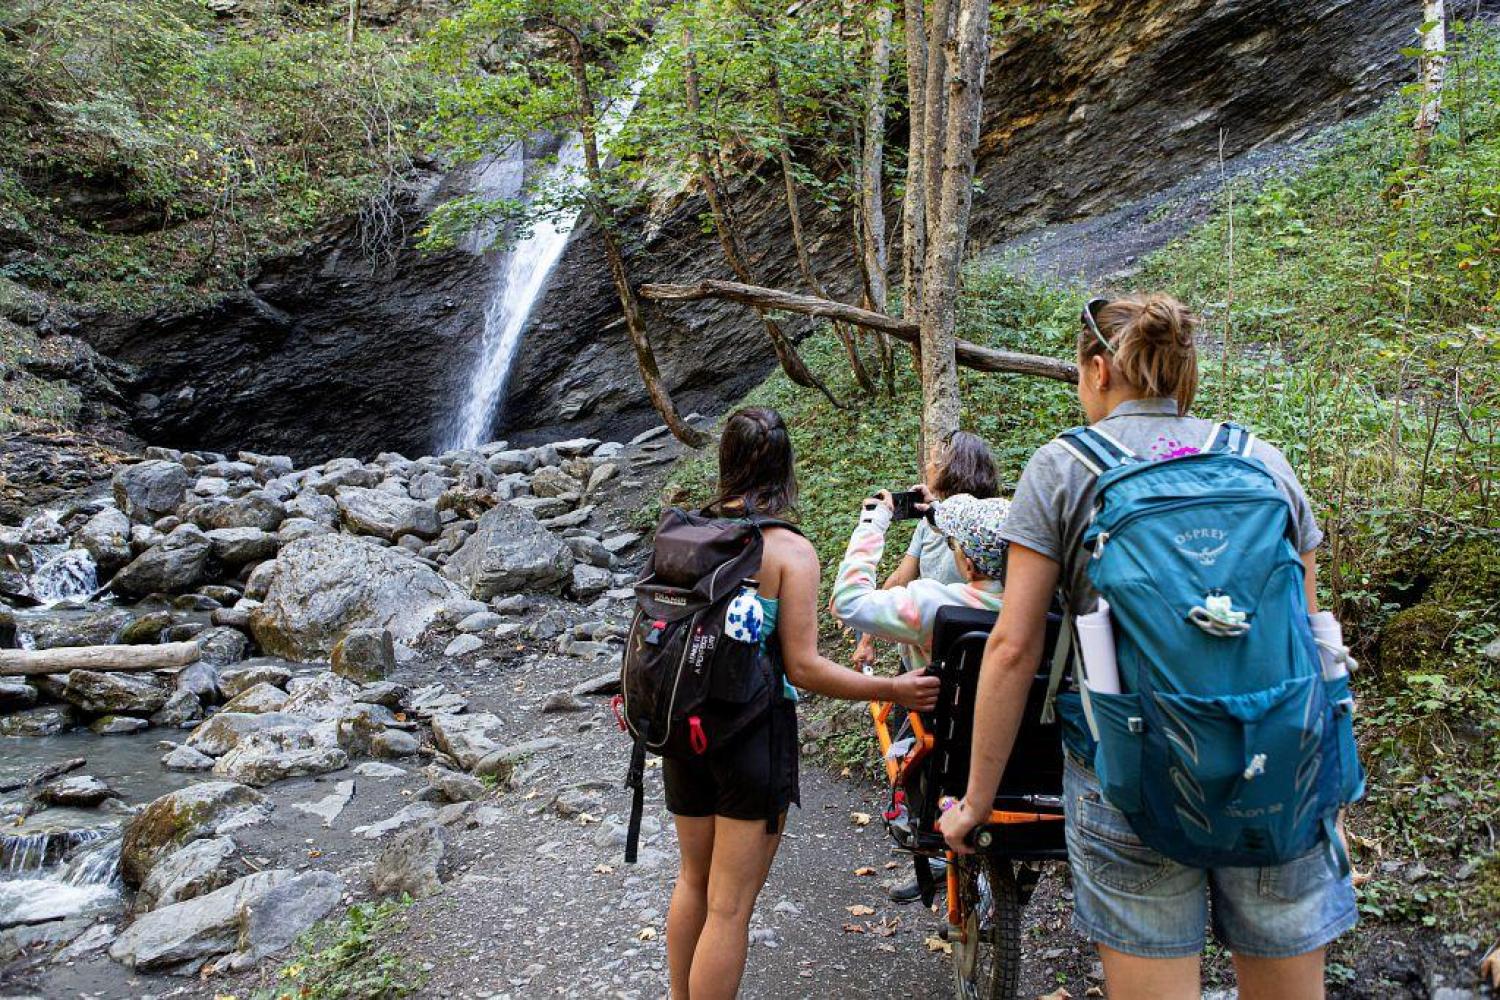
119, 781, 268, 887
1425, 537, 1500, 609
1375, 602, 1461, 691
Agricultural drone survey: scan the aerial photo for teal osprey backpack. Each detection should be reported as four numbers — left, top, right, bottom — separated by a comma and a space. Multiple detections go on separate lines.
1057, 421, 1364, 870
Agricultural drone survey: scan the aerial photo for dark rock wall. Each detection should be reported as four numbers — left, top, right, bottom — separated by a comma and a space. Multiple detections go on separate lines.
81, 0, 1492, 461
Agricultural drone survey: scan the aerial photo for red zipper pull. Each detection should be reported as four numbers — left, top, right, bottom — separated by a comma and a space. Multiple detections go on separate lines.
609, 694, 627, 732
688, 716, 708, 755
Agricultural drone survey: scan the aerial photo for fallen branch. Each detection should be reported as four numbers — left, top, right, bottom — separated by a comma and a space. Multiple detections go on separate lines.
0, 757, 85, 794
0, 641, 202, 677
640, 280, 1078, 383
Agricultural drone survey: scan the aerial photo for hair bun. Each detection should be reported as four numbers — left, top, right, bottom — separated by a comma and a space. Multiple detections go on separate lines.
1136, 295, 1194, 350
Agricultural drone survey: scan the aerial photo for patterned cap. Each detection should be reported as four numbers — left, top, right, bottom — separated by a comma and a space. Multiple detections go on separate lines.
932, 493, 1012, 579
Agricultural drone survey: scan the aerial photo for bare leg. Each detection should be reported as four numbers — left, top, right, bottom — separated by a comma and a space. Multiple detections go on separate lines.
1234, 948, 1326, 1000
686, 815, 784, 1000
1098, 944, 1201, 1000
667, 815, 716, 999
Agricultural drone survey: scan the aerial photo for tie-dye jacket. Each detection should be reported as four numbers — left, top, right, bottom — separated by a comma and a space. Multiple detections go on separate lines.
830, 504, 1004, 671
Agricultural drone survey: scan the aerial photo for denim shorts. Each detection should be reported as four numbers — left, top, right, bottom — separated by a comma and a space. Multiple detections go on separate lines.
1063, 756, 1358, 959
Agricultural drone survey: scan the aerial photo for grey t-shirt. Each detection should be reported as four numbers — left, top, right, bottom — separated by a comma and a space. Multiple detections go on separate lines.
905, 519, 964, 585
1000, 398, 1323, 617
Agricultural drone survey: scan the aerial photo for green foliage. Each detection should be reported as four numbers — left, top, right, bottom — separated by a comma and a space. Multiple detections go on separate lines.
0, 0, 436, 311
252, 898, 424, 1000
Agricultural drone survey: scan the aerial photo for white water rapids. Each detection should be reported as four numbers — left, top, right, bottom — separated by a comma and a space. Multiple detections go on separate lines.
445, 70, 657, 452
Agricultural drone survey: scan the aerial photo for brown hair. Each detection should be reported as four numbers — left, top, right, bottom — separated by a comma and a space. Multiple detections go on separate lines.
933, 430, 998, 500
710, 406, 798, 518
1078, 293, 1199, 415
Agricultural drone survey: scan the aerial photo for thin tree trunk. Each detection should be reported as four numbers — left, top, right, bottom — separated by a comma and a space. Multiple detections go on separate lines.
640, 279, 1078, 382
901, 0, 927, 328
862, 1, 896, 392
768, 65, 877, 394
346, 0, 361, 46
565, 34, 707, 448
682, 29, 844, 408
1413, 0, 1446, 166
922, 0, 954, 251
918, 0, 989, 465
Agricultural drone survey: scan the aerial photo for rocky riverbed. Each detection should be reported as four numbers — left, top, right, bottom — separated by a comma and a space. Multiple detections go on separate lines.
0, 421, 704, 996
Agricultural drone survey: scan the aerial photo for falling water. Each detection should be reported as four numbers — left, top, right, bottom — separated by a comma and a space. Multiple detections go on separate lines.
28, 547, 97, 605
446, 68, 658, 452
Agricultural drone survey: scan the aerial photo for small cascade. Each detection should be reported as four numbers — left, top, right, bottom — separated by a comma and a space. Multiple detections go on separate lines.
62, 836, 122, 887
27, 547, 97, 605
1, 825, 106, 876
445, 65, 659, 452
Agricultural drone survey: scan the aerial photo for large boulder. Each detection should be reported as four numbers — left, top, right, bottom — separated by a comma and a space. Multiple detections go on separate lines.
61, 670, 172, 715
113, 461, 191, 524
0, 705, 73, 737
26, 608, 131, 649
186, 711, 312, 757
136, 836, 239, 911
429, 712, 506, 770
335, 487, 440, 541
442, 502, 573, 599
110, 523, 213, 598
250, 534, 463, 660
109, 869, 339, 973
120, 782, 270, 886
75, 507, 133, 573
188, 493, 287, 532
212, 730, 348, 787
330, 628, 395, 682
528, 466, 582, 499
371, 822, 445, 899
206, 527, 278, 565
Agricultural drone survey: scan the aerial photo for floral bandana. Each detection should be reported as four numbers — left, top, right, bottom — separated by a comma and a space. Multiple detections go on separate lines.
932, 493, 1013, 579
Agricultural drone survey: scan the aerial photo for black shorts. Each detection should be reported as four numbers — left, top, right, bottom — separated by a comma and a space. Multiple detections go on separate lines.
663, 702, 800, 823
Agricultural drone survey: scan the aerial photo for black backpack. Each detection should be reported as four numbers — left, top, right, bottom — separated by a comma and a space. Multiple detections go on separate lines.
615, 507, 799, 861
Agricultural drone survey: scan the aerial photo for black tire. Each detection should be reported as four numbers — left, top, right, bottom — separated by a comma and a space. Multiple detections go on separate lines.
949, 853, 1022, 1000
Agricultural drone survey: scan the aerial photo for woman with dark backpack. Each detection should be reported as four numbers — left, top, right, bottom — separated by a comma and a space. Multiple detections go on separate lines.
940, 295, 1357, 999
663, 406, 939, 1000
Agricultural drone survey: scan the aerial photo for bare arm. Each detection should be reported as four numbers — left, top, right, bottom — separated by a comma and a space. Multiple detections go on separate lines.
778, 537, 938, 710
940, 544, 1060, 851
1302, 550, 1318, 613
883, 555, 920, 589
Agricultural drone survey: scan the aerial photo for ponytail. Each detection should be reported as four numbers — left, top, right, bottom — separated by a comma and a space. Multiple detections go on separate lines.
1077, 293, 1199, 415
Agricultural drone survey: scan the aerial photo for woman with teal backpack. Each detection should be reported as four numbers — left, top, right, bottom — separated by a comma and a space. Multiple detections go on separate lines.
940, 294, 1360, 999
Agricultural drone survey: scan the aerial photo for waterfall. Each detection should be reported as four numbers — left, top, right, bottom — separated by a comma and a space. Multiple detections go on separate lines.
28, 547, 97, 605
445, 67, 658, 452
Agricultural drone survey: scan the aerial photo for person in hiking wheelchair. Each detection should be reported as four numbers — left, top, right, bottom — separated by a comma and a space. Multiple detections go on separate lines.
831, 489, 1070, 998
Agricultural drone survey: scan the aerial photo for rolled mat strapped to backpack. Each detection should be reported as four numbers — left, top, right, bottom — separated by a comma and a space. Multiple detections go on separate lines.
617, 507, 801, 863
1058, 421, 1365, 872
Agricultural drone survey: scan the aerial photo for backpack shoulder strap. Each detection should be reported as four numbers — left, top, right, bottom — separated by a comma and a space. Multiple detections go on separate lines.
1202, 421, 1257, 457
748, 515, 804, 537
1053, 426, 1139, 477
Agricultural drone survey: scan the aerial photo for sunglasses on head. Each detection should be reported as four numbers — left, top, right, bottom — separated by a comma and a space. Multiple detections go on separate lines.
1082, 297, 1115, 355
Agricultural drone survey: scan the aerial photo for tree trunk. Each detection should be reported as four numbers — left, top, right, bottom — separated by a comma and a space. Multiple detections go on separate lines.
0, 642, 202, 677
1413, 0, 1446, 165
640, 279, 1077, 382
768, 64, 876, 394
862, 2, 896, 392
682, 29, 844, 408
901, 0, 927, 327
346, 0, 361, 46
565, 34, 707, 448
918, 0, 989, 464
922, 0, 955, 250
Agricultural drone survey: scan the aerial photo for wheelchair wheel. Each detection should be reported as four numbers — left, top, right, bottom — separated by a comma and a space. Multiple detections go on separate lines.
949, 853, 1021, 1000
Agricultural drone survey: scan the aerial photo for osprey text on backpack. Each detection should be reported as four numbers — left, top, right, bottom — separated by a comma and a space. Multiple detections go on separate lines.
615, 507, 799, 862
1056, 421, 1364, 870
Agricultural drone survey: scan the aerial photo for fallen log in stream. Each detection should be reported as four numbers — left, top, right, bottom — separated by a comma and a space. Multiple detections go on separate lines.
0, 641, 202, 677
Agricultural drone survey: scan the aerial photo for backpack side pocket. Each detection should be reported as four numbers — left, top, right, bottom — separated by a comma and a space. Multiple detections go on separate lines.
1088, 690, 1146, 814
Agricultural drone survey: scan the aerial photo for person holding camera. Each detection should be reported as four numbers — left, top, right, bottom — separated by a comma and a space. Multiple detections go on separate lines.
848, 431, 1001, 672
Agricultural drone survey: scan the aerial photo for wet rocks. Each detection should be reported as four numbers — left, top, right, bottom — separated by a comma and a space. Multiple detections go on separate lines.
90, 714, 151, 735
443, 502, 573, 598
219, 662, 293, 698
37, 775, 117, 808
161, 744, 215, 771
119, 610, 174, 645
372, 822, 445, 899
113, 461, 191, 524
206, 526, 277, 564
220, 682, 288, 714
110, 523, 213, 597
27, 608, 130, 649
0, 681, 38, 711
75, 507, 133, 573
61, 670, 172, 715
250, 534, 463, 660
120, 781, 270, 886
0, 705, 73, 737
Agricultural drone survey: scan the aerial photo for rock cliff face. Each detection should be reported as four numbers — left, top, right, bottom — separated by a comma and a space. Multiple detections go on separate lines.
77, 0, 1488, 460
